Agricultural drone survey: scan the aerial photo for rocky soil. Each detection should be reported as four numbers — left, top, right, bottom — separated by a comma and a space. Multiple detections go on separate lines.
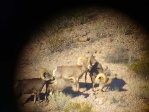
14, 7, 149, 112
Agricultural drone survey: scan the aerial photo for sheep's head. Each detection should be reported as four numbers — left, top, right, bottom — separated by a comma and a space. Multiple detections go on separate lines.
88, 54, 97, 66
69, 77, 79, 92
77, 56, 92, 71
40, 68, 55, 81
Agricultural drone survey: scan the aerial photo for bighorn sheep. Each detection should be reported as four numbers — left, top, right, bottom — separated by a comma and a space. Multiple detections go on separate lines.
95, 73, 126, 92
94, 73, 108, 91
45, 77, 77, 101
95, 73, 117, 92
52, 56, 92, 92
77, 55, 109, 91
14, 68, 54, 104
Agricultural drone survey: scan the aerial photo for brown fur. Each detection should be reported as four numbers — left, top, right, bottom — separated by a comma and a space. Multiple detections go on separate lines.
45, 77, 77, 101
77, 55, 106, 91
14, 68, 54, 104
52, 56, 92, 92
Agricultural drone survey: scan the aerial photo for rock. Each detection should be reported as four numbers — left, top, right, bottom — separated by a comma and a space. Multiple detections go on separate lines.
98, 98, 105, 105
77, 37, 90, 42
98, 99, 104, 105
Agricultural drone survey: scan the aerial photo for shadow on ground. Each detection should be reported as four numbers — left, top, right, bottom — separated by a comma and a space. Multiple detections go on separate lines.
79, 77, 127, 92
20, 78, 126, 105
97, 77, 127, 92
109, 78, 127, 91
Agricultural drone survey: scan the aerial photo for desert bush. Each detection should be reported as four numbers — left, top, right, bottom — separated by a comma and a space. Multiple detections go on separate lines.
47, 92, 72, 112
105, 44, 129, 63
129, 78, 149, 98
129, 51, 149, 78
129, 79, 149, 112
64, 102, 93, 112
110, 96, 127, 107
47, 92, 93, 112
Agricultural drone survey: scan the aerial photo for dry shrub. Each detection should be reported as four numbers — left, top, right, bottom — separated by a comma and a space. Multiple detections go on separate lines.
46, 92, 72, 112
129, 79, 149, 111
132, 79, 149, 100
45, 92, 93, 112
129, 51, 149, 78
110, 96, 127, 107
64, 102, 93, 112
105, 44, 129, 63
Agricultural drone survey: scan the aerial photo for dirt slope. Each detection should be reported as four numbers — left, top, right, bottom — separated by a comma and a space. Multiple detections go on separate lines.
14, 7, 149, 112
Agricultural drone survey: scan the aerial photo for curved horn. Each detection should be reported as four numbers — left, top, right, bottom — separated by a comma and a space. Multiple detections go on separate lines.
69, 77, 76, 83
39, 68, 49, 80
95, 73, 107, 84
77, 57, 87, 65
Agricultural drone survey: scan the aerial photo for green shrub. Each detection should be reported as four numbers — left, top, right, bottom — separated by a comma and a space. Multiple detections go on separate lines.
129, 51, 149, 78
64, 102, 93, 112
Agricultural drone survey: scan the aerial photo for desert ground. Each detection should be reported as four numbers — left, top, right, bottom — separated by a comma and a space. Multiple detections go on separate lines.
14, 7, 149, 112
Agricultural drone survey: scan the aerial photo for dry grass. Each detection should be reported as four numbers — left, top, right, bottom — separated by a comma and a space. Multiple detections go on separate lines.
105, 43, 129, 63
129, 50, 149, 78
46, 92, 72, 111
44, 92, 93, 112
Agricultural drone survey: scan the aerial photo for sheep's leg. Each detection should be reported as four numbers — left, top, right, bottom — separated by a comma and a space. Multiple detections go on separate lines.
104, 86, 109, 92
90, 75, 95, 91
100, 85, 105, 92
44, 92, 47, 101
77, 82, 80, 92
84, 72, 88, 88
33, 94, 37, 103
76, 79, 80, 91
45, 83, 48, 101
90, 74, 94, 90
37, 92, 42, 103
45, 91, 48, 101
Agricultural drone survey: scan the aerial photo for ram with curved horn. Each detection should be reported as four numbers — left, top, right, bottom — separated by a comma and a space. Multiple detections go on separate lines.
77, 54, 110, 91
95, 73, 114, 92
45, 77, 78, 101
14, 68, 54, 104
52, 55, 92, 92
